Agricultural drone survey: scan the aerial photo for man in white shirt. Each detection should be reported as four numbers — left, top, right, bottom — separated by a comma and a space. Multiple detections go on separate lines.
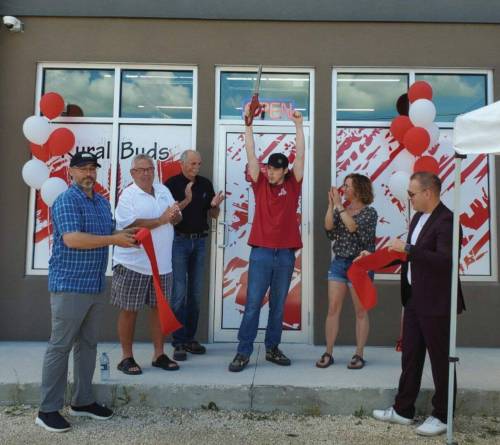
112, 154, 181, 374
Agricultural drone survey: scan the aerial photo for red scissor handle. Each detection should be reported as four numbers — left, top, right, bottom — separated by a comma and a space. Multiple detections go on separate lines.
244, 94, 263, 126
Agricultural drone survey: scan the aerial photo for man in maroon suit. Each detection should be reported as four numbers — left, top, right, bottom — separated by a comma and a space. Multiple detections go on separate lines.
373, 172, 465, 437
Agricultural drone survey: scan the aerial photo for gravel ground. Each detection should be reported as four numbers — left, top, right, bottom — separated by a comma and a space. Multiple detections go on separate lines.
1, 405, 499, 445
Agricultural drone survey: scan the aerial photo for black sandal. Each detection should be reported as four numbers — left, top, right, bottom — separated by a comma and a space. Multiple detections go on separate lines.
117, 357, 142, 375
152, 354, 179, 371
315, 352, 334, 368
347, 354, 366, 369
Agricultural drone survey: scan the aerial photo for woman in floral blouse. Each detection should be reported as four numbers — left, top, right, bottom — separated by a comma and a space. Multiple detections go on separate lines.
316, 173, 377, 370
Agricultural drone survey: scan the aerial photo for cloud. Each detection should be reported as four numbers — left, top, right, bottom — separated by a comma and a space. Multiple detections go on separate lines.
121, 71, 193, 118
417, 74, 484, 99
44, 69, 114, 117
336, 74, 406, 118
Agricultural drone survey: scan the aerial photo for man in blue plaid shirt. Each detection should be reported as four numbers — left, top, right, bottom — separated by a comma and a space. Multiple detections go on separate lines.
36, 152, 138, 433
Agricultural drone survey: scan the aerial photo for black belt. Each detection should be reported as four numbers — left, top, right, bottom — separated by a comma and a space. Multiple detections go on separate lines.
175, 231, 208, 240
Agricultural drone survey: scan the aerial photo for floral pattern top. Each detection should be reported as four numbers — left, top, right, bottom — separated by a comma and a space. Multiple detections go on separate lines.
326, 206, 378, 259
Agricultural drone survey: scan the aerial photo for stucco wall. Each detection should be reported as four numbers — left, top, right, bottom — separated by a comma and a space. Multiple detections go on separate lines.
0, 18, 499, 346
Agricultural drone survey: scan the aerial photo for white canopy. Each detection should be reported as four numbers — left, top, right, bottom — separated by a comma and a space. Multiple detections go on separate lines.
446, 99, 499, 444
453, 100, 500, 155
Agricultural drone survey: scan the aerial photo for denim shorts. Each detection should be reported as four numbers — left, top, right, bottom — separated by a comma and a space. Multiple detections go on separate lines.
328, 256, 374, 284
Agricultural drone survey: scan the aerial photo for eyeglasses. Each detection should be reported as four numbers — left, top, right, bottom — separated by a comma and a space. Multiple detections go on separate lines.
74, 166, 98, 173
407, 189, 427, 198
131, 167, 155, 174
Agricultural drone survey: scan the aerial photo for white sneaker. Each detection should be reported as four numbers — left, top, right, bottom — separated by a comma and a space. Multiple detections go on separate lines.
415, 416, 447, 436
372, 406, 414, 425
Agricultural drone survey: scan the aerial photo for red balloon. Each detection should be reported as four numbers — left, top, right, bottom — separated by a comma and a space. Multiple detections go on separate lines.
48, 128, 75, 156
390, 116, 413, 143
40, 92, 65, 120
414, 156, 440, 175
408, 81, 433, 103
30, 143, 51, 162
404, 127, 430, 156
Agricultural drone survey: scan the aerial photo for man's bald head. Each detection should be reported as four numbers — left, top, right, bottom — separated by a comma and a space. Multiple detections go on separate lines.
181, 149, 202, 181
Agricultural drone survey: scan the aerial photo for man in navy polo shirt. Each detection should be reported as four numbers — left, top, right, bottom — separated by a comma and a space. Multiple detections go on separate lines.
36, 152, 137, 433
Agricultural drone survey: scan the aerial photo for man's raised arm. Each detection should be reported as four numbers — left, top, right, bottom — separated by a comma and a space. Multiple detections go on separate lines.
244, 106, 260, 183
291, 111, 305, 182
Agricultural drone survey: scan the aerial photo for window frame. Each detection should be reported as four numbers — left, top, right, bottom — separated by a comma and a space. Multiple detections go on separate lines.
26, 62, 198, 275
211, 65, 316, 344
331, 67, 496, 282
216, 65, 313, 126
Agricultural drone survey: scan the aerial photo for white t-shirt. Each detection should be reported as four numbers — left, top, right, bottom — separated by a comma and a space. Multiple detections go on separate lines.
407, 213, 431, 284
113, 182, 175, 275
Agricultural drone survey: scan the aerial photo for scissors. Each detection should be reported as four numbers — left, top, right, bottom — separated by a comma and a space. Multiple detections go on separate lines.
244, 65, 264, 126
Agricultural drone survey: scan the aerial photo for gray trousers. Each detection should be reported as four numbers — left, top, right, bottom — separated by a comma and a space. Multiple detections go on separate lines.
40, 292, 104, 412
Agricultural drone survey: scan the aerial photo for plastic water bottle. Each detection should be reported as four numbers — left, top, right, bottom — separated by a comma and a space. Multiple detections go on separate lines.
100, 352, 110, 381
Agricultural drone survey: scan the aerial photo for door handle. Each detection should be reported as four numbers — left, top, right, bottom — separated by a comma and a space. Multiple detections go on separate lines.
218, 221, 230, 248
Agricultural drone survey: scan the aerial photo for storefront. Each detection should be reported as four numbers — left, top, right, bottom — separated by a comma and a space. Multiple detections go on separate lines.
1, 1, 499, 346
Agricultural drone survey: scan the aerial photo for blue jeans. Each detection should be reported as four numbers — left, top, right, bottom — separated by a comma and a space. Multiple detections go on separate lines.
170, 235, 206, 346
237, 247, 296, 357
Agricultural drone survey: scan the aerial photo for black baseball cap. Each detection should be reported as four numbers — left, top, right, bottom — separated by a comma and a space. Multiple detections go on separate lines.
267, 153, 289, 169
70, 152, 101, 168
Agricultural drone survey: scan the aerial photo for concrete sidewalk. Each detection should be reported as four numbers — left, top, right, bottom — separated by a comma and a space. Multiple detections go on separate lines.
1, 342, 499, 416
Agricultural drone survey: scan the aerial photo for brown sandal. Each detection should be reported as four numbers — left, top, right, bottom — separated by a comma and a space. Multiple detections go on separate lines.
347, 354, 366, 369
315, 352, 334, 368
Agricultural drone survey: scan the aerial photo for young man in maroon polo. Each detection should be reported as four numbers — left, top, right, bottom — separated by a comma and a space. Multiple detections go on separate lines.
229, 109, 305, 372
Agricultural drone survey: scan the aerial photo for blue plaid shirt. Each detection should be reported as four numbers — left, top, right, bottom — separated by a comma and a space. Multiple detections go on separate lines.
48, 185, 114, 293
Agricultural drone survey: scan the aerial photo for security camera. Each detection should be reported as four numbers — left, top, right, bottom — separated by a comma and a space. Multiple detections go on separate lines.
2, 16, 24, 32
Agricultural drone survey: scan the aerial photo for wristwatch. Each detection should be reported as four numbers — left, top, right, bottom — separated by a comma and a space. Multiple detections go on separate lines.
404, 243, 412, 254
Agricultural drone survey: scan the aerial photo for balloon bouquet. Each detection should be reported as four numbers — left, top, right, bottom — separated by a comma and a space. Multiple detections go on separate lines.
386, 81, 440, 352
388, 81, 440, 203
21, 92, 76, 206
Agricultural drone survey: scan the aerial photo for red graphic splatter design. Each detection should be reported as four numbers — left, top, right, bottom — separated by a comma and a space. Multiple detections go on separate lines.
335, 128, 492, 276
222, 132, 302, 330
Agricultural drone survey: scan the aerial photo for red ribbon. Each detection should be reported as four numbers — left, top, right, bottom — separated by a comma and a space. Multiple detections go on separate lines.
347, 247, 407, 310
134, 228, 182, 336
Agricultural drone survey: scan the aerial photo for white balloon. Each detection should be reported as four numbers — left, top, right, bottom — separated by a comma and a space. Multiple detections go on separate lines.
22, 115, 51, 145
21, 159, 50, 189
388, 171, 410, 202
409, 99, 436, 127
41, 177, 68, 207
424, 122, 440, 148
391, 150, 415, 174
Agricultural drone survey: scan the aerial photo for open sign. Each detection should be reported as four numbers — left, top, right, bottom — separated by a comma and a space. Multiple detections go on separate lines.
242, 99, 296, 121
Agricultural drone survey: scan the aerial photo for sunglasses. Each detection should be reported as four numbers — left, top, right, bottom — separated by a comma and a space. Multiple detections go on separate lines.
407, 189, 427, 198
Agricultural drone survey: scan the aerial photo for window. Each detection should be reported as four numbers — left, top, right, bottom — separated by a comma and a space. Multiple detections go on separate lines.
27, 64, 197, 274
220, 71, 310, 121
415, 74, 487, 122
121, 70, 194, 119
43, 69, 115, 117
332, 69, 495, 281
336, 73, 408, 121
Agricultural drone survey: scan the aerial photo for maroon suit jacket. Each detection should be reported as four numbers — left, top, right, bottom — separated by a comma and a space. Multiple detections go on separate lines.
401, 202, 465, 317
